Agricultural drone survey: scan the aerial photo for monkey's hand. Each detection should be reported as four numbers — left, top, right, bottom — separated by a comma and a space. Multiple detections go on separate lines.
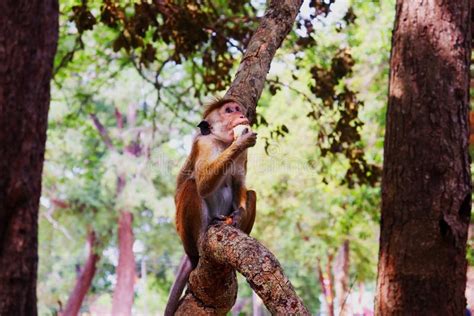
235, 131, 257, 149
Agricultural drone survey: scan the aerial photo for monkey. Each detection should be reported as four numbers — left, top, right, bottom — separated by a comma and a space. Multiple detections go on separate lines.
164, 99, 257, 316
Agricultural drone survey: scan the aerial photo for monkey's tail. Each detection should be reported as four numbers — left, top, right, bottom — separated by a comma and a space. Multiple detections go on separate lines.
164, 255, 193, 316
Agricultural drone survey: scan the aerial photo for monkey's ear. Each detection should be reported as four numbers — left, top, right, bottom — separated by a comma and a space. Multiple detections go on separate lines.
197, 120, 211, 135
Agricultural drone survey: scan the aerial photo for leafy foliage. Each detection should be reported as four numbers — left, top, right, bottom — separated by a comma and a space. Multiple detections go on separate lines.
38, 0, 401, 314
310, 49, 381, 187
67, 0, 258, 93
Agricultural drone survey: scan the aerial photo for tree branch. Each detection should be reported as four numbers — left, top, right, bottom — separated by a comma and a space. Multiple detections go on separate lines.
89, 113, 115, 151
224, 0, 303, 123
175, 0, 307, 314
62, 230, 100, 316
176, 225, 310, 315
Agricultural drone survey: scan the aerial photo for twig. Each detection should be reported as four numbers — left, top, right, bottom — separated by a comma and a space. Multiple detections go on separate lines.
42, 211, 73, 241
89, 113, 115, 151
338, 275, 357, 316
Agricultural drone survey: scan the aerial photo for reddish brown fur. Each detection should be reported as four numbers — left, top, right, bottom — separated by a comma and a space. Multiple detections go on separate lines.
202, 98, 237, 119
166, 100, 257, 316
175, 178, 202, 265
176, 142, 200, 188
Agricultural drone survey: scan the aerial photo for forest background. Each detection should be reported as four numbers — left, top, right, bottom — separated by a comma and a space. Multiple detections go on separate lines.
32, 0, 474, 315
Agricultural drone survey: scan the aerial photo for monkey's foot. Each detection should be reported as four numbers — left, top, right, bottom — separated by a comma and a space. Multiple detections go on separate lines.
211, 215, 233, 226
228, 208, 244, 227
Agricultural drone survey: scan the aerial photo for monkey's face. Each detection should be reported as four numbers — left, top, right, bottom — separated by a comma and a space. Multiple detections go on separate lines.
205, 102, 249, 144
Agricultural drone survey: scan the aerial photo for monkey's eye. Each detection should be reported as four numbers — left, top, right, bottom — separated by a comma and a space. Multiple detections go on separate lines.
225, 107, 233, 113
235, 106, 240, 112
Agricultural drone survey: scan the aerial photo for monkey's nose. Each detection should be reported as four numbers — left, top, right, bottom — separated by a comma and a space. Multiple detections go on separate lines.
240, 115, 244, 118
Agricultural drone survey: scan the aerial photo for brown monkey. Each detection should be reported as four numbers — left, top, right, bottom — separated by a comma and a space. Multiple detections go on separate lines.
165, 99, 257, 315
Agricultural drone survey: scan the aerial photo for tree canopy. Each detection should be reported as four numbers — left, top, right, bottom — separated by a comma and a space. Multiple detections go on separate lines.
20, 0, 472, 315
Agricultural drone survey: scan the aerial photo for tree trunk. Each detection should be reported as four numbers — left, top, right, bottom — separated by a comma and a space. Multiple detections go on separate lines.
375, 1, 472, 315
334, 240, 350, 315
0, 1, 58, 315
62, 231, 100, 316
317, 255, 335, 316
91, 106, 139, 316
112, 211, 135, 316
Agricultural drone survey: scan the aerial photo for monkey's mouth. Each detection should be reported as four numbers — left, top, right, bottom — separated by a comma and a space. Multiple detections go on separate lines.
232, 117, 249, 127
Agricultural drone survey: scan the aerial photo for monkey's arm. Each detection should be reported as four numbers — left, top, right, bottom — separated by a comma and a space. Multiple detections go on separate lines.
195, 139, 246, 197
176, 143, 198, 188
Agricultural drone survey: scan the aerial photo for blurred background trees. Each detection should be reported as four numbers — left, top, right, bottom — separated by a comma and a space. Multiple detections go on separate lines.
27, 0, 473, 315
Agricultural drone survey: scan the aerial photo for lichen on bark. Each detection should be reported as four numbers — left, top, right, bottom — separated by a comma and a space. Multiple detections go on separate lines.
175, 224, 310, 315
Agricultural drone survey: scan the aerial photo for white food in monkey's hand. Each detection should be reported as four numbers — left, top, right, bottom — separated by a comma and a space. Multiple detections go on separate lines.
233, 124, 251, 140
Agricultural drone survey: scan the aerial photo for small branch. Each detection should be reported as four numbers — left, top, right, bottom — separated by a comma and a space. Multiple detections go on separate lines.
115, 107, 124, 130
42, 212, 73, 241
130, 55, 196, 129
339, 275, 357, 316
267, 78, 321, 115
42, 198, 73, 241
89, 113, 115, 151
53, 36, 83, 77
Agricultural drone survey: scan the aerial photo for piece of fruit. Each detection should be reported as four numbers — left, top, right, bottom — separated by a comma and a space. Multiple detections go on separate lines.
233, 124, 251, 140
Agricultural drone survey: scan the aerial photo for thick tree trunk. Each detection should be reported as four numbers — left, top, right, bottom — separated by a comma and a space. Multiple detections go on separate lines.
112, 211, 135, 316
62, 231, 100, 316
0, 1, 58, 315
375, 1, 472, 315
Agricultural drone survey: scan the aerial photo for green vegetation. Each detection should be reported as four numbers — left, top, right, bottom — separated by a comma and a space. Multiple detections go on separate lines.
36, 1, 474, 315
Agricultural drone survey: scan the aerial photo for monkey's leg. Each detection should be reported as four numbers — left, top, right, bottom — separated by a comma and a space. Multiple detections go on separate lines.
240, 190, 256, 234
229, 188, 256, 234
175, 178, 206, 267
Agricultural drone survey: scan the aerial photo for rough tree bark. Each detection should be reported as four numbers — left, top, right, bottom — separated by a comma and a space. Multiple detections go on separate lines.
375, 1, 472, 315
176, 225, 310, 315
175, 0, 306, 314
0, 1, 59, 315
224, 0, 303, 123
62, 230, 100, 316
